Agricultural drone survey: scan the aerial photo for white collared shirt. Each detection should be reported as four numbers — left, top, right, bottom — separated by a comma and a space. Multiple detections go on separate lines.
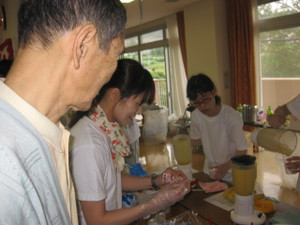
0, 80, 78, 225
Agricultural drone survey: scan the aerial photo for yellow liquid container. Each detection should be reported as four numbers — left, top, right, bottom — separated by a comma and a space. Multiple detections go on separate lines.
172, 134, 192, 165
230, 155, 266, 225
231, 155, 257, 196
251, 128, 297, 156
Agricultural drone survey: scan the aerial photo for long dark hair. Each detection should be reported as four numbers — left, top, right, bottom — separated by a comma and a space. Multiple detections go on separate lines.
0, 59, 13, 77
186, 73, 221, 105
69, 58, 155, 128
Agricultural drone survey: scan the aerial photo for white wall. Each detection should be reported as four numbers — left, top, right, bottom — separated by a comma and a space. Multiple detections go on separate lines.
184, 0, 231, 105
0, 0, 231, 105
262, 79, 300, 110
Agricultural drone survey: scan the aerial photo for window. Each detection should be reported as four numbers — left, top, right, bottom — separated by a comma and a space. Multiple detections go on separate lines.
122, 26, 172, 112
259, 27, 300, 78
140, 30, 164, 44
124, 36, 138, 48
257, 0, 300, 110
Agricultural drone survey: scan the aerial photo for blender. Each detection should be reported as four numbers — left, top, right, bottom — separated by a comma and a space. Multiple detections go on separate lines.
172, 134, 193, 181
230, 155, 266, 225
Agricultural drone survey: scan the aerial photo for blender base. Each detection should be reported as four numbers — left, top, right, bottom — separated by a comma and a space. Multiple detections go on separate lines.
230, 210, 266, 225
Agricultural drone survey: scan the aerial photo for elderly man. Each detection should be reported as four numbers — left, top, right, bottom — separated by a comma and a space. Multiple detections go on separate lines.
0, 0, 126, 224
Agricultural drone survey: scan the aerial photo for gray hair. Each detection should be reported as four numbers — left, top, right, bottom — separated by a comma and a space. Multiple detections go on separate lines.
18, 0, 127, 51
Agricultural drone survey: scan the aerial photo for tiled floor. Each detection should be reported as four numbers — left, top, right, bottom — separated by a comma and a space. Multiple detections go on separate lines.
138, 131, 300, 209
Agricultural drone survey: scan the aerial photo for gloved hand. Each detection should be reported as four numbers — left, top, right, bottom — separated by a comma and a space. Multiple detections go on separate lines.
286, 156, 300, 174
209, 161, 231, 180
156, 167, 187, 187
267, 104, 289, 127
141, 179, 190, 216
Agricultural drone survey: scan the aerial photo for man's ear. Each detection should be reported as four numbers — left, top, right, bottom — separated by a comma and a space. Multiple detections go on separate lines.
73, 24, 98, 69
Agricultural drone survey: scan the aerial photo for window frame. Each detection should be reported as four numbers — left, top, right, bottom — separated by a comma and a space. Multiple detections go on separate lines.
122, 24, 173, 112
256, 0, 300, 107
257, 0, 300, 32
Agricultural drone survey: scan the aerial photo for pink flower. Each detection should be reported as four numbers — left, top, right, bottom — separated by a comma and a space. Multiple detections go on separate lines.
99, 126, 106, 132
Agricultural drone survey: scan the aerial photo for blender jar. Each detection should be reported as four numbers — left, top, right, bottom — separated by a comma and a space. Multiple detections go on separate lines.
231, 155, 257, 196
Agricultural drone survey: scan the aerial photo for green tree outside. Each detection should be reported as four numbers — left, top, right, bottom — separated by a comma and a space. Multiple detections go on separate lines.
258, 0, 300, 78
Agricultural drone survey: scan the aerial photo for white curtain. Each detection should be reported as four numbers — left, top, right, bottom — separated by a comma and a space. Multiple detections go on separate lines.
167, 15, 188, 118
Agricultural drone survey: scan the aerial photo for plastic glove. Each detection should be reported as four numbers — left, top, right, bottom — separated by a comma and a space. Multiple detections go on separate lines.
286, 156, 300, 173
157, 167, 187, 186
267, 105, 289, 127
141, 179, 190, 216
267, 114, 286, 127
210, 161, 231, 180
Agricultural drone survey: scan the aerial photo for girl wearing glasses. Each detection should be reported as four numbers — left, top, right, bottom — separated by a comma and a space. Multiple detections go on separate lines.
187, 73, 248, 182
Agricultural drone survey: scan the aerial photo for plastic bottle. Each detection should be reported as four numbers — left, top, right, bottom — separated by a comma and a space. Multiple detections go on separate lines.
237, 104, 243, 118
267, 106, 273, 116
257, 108, 264, 122
284, 115, 290, 127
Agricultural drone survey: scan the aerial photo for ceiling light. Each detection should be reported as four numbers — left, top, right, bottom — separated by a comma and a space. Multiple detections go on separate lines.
120, 0, 136, 3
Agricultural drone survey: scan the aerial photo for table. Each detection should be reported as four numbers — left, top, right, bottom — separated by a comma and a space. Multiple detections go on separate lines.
136, 130, 300, 224
178, 172, 234, 225
131, 204, 189, 225
132, 172, 278, 225
132, 172, 234, 225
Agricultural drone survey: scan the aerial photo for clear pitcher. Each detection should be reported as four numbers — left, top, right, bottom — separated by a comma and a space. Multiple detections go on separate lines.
172, 134, 192, 180
251, 128, 297, 156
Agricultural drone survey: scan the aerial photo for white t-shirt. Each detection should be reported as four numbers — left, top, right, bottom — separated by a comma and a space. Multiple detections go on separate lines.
70, 116, 122, 225
190, 104, 248, 181
287, 93, 300, 120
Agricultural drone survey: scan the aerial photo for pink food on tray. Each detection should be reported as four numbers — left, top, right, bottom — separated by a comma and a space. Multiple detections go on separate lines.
198, 181, 228, 193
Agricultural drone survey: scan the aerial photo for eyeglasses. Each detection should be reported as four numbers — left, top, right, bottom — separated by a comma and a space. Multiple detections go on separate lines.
190, 93, 213, 107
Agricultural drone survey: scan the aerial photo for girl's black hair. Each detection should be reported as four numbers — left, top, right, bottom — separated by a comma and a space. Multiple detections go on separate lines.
186, 73, 221, 105
69, 58, 155, 128
95, 58, 155, 105
0, 59, 13, 77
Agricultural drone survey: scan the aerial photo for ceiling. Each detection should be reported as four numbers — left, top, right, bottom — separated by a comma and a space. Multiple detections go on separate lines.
123, 0, 201, 29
